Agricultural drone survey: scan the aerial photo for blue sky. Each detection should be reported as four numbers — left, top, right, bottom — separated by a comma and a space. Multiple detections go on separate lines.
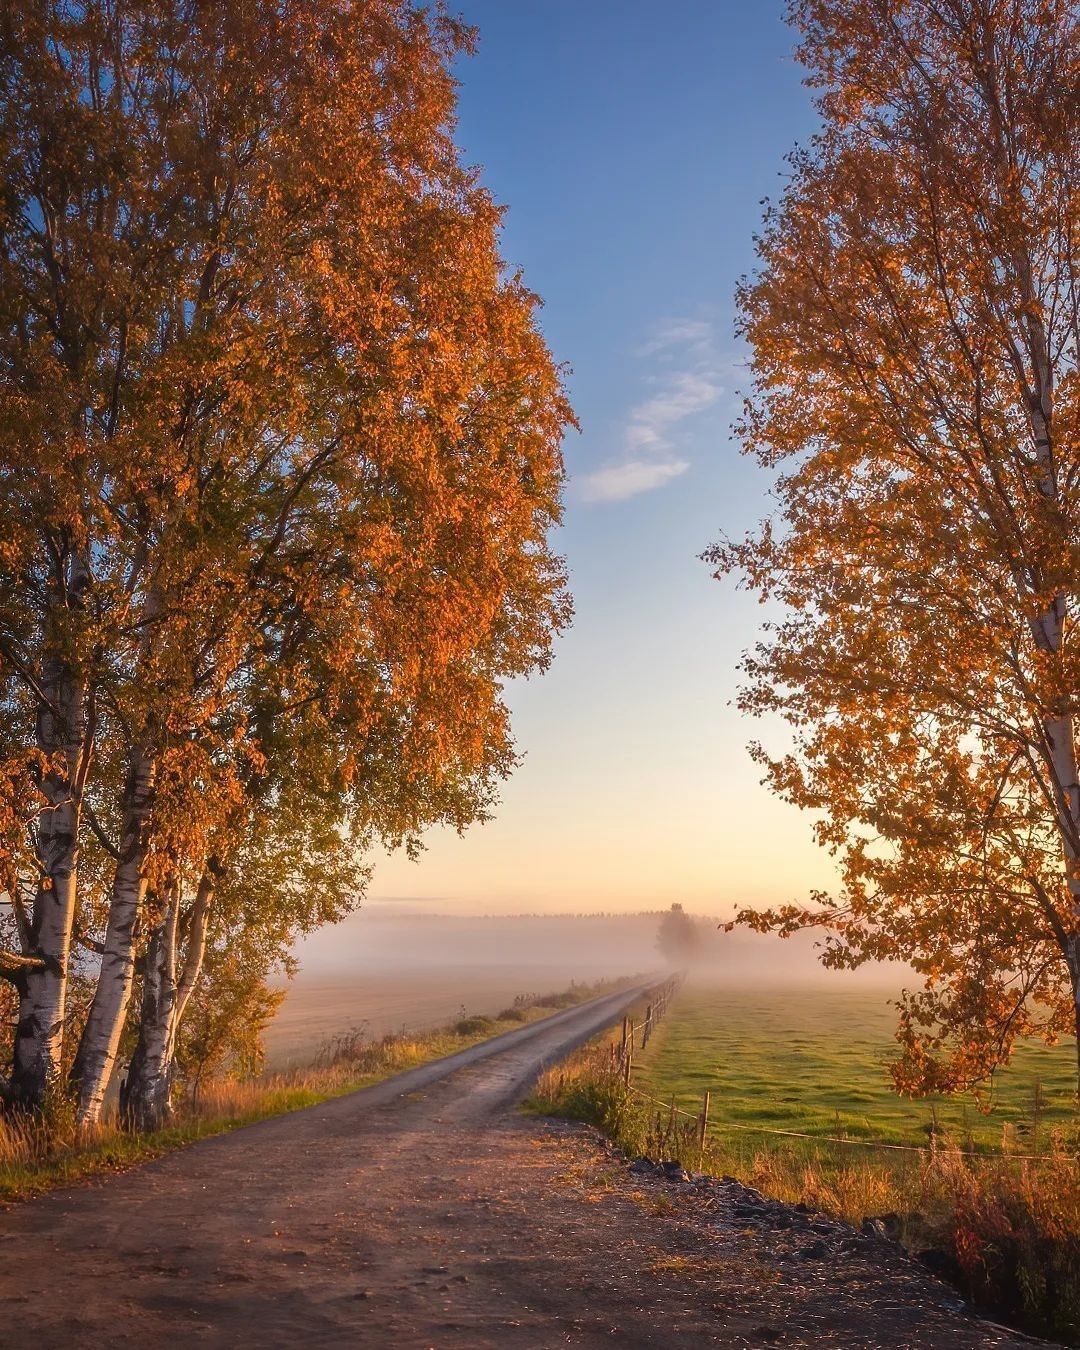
371, 1, 837, 913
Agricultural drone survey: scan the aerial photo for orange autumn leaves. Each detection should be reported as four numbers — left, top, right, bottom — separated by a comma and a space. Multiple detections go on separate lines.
713, 0, 1080, 1092
0, 0, 571, 1116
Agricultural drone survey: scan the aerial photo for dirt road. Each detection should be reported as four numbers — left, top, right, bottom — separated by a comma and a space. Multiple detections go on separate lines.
0, 985, 1043, 1348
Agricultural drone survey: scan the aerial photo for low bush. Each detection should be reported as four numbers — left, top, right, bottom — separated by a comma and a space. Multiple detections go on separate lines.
454, 1015, 495, 1037
531, 1057, 634, 1138
533, 990, 579, 1010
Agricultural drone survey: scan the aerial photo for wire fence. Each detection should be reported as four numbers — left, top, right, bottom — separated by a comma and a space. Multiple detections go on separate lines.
610, 983, 1072, 1169
623, 1084, 1070, 1165
610, 974, 682, 1086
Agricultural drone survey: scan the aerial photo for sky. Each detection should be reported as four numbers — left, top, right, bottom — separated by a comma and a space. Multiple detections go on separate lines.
368, 1, 836, 916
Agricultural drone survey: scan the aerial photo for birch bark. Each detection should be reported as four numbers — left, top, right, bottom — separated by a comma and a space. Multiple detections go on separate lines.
121, 883, 178, 1129
70, 740, 155, 1123
1017, 300, 1080, 1082
10, 555, 91, 1108
122, 867, 214, 1130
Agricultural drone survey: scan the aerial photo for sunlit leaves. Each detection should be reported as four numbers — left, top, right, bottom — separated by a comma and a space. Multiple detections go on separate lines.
712, 0, 1080, 1094
0, 0, 572, 1092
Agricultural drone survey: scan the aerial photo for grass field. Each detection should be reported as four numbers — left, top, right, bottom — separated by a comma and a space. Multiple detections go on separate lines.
634, 980, 1078, 1157
264, 966, 601, 1067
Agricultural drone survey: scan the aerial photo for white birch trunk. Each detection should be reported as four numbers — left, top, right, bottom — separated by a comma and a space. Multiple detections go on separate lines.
123, 868, 214, 1131
12, 739, 81, 1105
70, 741, 155, 1124
11, 557, 91, 1108
1044, 705, 1080, 1083
1023, 361, 1080, 1079
122, 886, 178, 1130
173, 867, 214, 1031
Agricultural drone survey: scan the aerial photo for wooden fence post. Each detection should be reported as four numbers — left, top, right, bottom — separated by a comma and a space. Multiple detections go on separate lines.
623, 1046, 632, 1087
698, 1089, 710, 1166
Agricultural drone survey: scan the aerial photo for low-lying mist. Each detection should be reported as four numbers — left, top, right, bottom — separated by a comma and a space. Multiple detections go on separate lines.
289, 906, 905, 986
265, 908, 906, 1067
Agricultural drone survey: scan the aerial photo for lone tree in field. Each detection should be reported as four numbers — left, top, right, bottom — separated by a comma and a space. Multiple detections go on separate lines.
656, 903, 701, 966
711, 0, 1080, 1093
0, 0, 571, 1120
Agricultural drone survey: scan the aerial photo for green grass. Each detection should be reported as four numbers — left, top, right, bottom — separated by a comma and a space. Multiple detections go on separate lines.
634, 982, 1077, 1156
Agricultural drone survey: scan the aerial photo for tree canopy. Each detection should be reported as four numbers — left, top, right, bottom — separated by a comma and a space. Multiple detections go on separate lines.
711, 0, 1080, 1093
0, 0, 572, 1124
657, 904, 702, 967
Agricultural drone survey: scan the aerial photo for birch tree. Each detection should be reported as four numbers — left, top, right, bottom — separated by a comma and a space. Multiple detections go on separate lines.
712, 0, 1080, 1092
0, 0, 571, 1118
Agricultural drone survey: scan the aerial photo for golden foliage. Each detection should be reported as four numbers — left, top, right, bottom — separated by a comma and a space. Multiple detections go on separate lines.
710, 0, 1080, 1091
0, 1, 572, 1106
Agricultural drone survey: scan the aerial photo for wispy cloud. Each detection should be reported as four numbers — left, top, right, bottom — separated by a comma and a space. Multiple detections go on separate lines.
580, 318, 723, 505
624, 371, 721, 454
579, 458, 690, 504
634, 319, 714, 359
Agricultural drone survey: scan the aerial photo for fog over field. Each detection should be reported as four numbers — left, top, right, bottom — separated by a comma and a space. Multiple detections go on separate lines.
266, 907, 905, 1066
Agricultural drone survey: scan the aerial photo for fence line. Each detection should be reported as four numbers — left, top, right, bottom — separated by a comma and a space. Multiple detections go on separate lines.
612, 974, 683, 1087
622, 1082, 1070, 1167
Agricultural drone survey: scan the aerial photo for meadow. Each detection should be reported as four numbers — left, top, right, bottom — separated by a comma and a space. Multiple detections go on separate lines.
266, 908, 675, 1066
635, 980, 1078, 1157
264, 967, 597, 1067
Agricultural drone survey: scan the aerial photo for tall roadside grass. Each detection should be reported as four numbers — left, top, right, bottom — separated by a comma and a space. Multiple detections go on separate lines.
529, 1037, 1080, 1345
0, 976, 633, 1203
